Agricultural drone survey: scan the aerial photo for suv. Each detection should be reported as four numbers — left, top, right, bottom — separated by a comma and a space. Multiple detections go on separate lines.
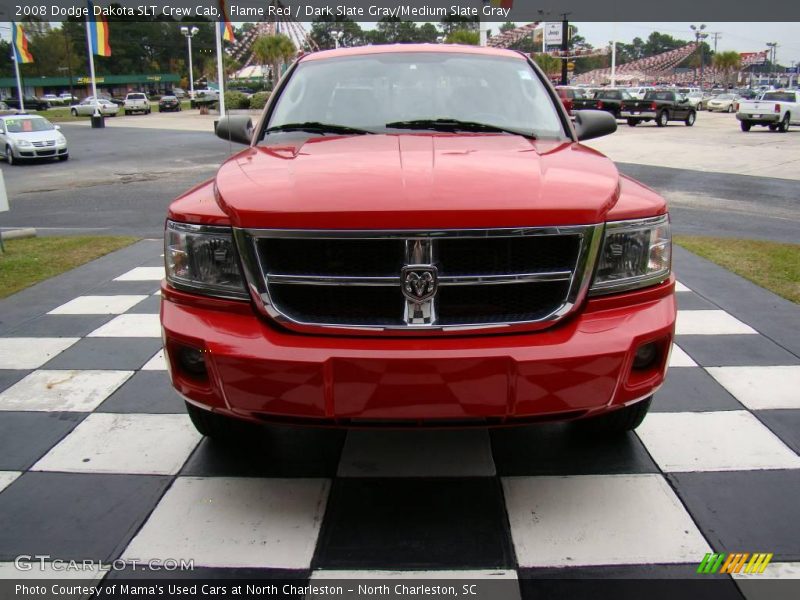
123, 92, 150, 115
162, 45, 675, 438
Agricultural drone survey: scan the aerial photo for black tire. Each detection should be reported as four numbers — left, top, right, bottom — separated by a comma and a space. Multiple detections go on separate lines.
685, 111, 696, 126
186, 402, 235, 438
769, 124, 778, 131
777, 113, 790, 133
656, 110, 669, 127
70, 109, 78, 117
58, 154, 69, 161
727, 104, 734, 113
741, 121, 752, 132
574, 397, 653, 436
627, 118, 640, 127
124, 110, 130, 116
6, 145, 15, 165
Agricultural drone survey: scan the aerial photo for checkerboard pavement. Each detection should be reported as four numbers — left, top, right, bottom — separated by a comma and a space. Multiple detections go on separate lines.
0, 241, 798, 598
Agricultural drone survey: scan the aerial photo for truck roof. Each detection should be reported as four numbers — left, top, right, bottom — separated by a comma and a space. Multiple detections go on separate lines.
300, 43, 526, 63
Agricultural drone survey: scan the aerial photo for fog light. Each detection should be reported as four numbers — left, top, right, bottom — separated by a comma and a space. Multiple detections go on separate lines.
633, 342, 659, 370
178, 345, 207, 378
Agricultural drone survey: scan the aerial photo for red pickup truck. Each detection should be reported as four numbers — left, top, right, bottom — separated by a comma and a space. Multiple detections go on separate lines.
162, 45, 675, 439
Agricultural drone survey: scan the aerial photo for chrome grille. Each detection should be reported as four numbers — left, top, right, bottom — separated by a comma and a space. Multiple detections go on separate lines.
32, 140, 56, 148
236, 226, 603, 333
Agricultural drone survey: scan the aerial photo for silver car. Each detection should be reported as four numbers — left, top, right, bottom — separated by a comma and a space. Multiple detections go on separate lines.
0, 115, 68, 164
70, 98, 120, 117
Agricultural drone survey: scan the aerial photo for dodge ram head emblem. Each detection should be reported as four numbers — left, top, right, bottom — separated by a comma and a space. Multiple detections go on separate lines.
402, 265, 438, 302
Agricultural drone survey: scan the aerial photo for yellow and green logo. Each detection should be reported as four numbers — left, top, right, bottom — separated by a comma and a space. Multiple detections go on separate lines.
697, 552, 773, 575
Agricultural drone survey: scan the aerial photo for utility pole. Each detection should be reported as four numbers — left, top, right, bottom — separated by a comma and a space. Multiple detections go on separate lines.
62, 27, 75, 102
766, 42, 778, 85
560, 12, 570, 85
690, 24, 708, 88
709, 32, 722, 54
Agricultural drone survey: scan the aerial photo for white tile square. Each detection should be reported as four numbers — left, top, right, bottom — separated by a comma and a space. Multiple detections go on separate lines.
33, 413, 201, 475
141, 349, 167, 371
0, 370, 132, 412
338, 430, 495, 477
676, 310, 757, 335
0, 471, 21, 494
707, 366, 800, 410
114, 267, 165, 281
733, 562, 800, 580
122, 477, 330, 568
636, 411, 800, 472
675, 281, 691, 292
503, 474, 710, 567
88, 314, 161, 338
669, 343, 697, 367
48, 295, 149, 315
0, 338, 79, 369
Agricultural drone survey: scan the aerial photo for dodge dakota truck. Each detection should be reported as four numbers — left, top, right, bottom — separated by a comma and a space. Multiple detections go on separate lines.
162, 45, 675, 439
736, 90, 799, 132
620, 89, 696, 127
572, 88, 633, 119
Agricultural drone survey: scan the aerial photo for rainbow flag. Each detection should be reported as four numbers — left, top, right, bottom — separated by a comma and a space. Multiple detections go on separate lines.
11, 22, 34, 64
491, 0, 514, 7
219, 0, 235, 42
87, 0, 111, 56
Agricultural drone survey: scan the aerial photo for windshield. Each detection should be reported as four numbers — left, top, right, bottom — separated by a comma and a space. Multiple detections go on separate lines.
762, 92, 794, 102
644, 91, 675, 101
716, 94, 735, 100
128, 94, 146, 100
266, 52, 565, 140
4, 117, 55, 133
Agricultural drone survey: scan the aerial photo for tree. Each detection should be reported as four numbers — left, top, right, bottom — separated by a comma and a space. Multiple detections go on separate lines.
309, 16, 364, 50
439, 15, 479, 35
446, 30, 479, 45
533, 54, 562, 77
500, 21, 517, 34
252, 34, 296, 86
417, 23, 440, 43
713, 51, 742, 87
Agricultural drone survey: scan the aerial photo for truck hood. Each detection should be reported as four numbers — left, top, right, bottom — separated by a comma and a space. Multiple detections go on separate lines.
215, 133, 620, 229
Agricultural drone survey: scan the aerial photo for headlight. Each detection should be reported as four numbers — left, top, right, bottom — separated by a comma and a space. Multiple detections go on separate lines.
56, 134, 66, 143
165, 221, 248, 299
16, 140, 31, 147
590, 215, 671, 295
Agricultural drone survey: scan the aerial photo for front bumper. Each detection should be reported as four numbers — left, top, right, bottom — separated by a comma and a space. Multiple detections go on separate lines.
161, 279, 676, 426
16, 143, 68, 158
621, 111, 656, 119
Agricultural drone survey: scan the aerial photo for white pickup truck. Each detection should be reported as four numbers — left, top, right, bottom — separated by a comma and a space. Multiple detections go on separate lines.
736, 90, 800, 132
123, 92, 151, 115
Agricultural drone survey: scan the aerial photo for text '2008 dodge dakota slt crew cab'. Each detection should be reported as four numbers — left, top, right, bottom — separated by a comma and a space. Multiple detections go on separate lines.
162, 45, 675, 438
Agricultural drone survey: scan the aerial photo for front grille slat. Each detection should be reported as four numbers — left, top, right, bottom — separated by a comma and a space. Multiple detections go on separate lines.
242, 227, 597, 332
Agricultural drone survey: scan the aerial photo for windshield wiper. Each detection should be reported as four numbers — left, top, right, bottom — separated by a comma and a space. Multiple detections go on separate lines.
385, 119, 534, 138
264, 122, 374, 135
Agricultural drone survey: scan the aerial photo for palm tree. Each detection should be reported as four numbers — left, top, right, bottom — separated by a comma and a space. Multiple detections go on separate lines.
252, 34, 296, 88
713, 51, 742, 88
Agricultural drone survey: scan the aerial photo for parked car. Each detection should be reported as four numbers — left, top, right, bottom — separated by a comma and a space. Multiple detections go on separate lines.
4, 96, 50, 111
158, 95, 182, 112
706, 94, 739, 113
70, 98, 119, 117
736, 90, 800, 132
190, 89, 219, 109
0, 102, 19, 116
123, 92, 151, 115
42, 94, 64, 106
554, 86, 589, 116
163, 45, 675, 440
686, 92, 706, 109
626, 86, 653, 100
84, 94, 124, 107
0, 114, 68, 164
573, 88, 633, 118
621, 90, 697, 127
171, 87, 187, 99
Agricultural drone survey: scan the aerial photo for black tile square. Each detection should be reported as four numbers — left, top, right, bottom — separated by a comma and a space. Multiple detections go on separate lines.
42, 338, 162, 370
97, 372, 184, 414
11, 315, 115, 337
181, 424, 346, 478
676, 335, 800, 367
0, 412, 85, 470
490, 424, 658, 476
0, 370, 30, 394
754, 410, 800, 455
669, 470, 800, 561
675, 293, 718, 311
653, 368, 743, 412
125, 295, 162, 314
314, 478, 514, 569
0, 472, 170, 561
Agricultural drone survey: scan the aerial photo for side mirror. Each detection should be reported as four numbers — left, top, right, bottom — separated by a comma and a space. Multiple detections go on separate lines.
215, 115, 253, 145
573, 110, 617, 141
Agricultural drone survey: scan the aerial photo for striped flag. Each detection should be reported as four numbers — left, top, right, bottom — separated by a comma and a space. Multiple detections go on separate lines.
87, 0, 112, 56
219, 0, 235, 42
491, 0, 514, 7
11, 22, 34, 64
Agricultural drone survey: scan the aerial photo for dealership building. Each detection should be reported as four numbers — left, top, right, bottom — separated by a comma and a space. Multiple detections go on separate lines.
0, 73, 181, 100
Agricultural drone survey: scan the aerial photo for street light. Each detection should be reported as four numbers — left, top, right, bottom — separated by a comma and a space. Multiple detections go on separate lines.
330, 30, 344, 49
690, 24, 708, 89
180, 26, 199, 98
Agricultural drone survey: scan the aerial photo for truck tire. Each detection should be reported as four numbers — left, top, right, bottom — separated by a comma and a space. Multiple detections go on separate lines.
627, 118, 640, 127
656, 110, 669, 127
740, 121, 751, 132
574, 397, 653, 436
685, 111, 696, 126
777, 113, 790, 133
186, 402, 235, 438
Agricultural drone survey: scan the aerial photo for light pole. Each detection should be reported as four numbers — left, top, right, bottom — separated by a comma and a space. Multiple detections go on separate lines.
180, 26, 199, 98
766, 42, 778, 85
330, 30, 344, 49
690, 24, 708, 89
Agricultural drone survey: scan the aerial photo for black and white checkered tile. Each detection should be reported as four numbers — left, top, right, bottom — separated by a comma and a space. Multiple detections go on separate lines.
0, 251, 798, 595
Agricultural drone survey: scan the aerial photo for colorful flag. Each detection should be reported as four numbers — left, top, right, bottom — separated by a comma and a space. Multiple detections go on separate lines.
491, 0, 514, 8
219, 0, 235, 42
87, 0, 112, 56
11, 23, 34, 64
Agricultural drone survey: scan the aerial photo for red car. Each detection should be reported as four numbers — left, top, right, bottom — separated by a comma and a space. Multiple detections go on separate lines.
162, 45, 675, 438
